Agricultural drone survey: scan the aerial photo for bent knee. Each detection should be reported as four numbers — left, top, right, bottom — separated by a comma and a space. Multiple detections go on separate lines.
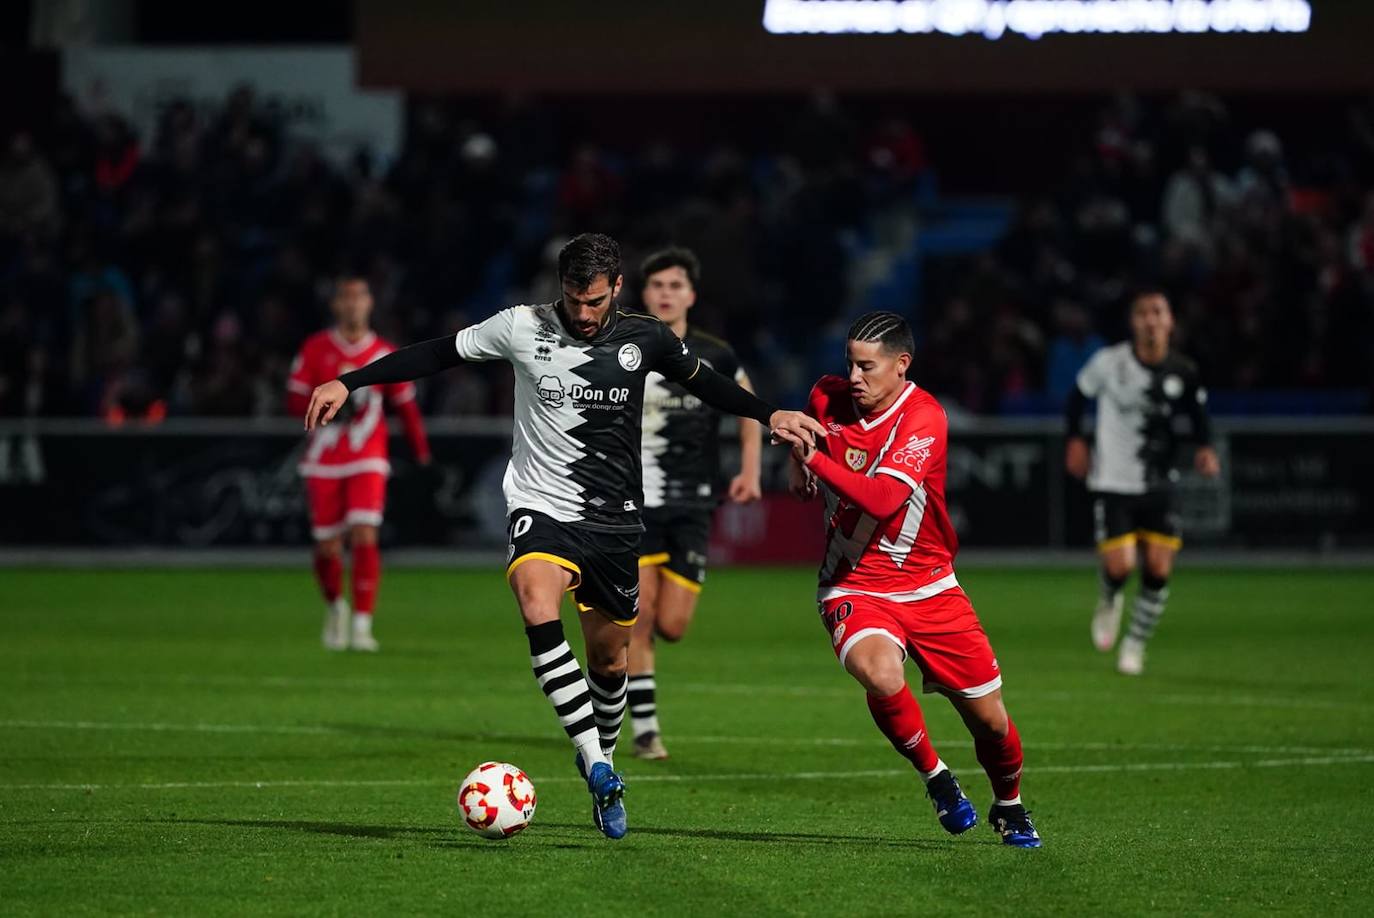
655, 619, 689, 643
848, 656, 906, 698
969, 707, 1010, 740
586, 643, 629, 676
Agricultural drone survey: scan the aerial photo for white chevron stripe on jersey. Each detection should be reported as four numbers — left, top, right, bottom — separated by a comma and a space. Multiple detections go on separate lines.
504, 305, 594, 523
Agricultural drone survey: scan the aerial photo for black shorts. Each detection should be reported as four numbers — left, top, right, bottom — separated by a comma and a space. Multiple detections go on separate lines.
506, 509, 640, 624
1092, 490, 1182, 551
639, 506, 711, 593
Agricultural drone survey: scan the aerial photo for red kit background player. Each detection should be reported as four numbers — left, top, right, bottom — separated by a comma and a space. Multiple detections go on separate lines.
286, 276, 431, 651
779, 311, 1042, 847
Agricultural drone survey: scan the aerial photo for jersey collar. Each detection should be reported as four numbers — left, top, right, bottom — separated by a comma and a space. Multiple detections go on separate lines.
330, 329, 376, 355
857, 381, 916, 430
553, 301, 620, 344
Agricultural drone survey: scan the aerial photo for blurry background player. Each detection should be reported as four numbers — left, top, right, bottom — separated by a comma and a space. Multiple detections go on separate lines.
286, 276, 431, 652
782, 312, 1040, 847
1065, 291, 1219, 676
628, 247, 761, 761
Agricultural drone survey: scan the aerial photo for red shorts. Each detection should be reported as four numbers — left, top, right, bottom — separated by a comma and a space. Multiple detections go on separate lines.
305, 472, 387, 540
818, 587, 1002, 699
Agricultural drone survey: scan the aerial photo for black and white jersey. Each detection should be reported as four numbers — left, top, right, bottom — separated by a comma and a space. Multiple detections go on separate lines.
641, 327, 746, 511
455, 304, 700, 532
1076, 342, 1211, 494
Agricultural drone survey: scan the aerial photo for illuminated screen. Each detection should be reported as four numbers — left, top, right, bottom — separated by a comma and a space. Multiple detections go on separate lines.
763, 0, 1313, 39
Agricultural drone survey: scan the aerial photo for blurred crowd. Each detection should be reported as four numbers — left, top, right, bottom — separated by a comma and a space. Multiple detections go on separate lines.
922, 91, 1374, 414
1, 86, 1371, 420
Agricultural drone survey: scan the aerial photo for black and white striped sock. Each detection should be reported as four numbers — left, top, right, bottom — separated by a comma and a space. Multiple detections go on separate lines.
1127, 573, 1170, 642
588, 669, 628, 760
526, 621, 605, 767
1100, 568, 1127, 603
628, 673, 659, 738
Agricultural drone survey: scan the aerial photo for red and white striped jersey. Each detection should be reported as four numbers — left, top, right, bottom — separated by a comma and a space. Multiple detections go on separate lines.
807, 375, 960, 602
287, 330, 419, 478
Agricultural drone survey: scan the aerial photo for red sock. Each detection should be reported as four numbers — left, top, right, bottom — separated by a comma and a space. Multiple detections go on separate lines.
866, 685, 940, 774
352, 543, 380, 616
313, 551, 342, 603
975, 717, 1024, 802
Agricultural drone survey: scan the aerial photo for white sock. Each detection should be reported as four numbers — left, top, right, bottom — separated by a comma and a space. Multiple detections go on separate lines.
919, 759, 949, 782
995, 795, 1022, 807
352, 615, 372, 637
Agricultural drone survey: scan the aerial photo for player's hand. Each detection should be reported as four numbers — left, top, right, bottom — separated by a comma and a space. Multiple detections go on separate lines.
1194, 446, 1221, 477
788, 455, 818, 502
305, 379, 350, 430
1065, 436, 1090, 479
727, 472, 762, 504
769, 410, 826, 449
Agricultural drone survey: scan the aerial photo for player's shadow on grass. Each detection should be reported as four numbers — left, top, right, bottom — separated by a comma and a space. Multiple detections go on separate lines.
537, 821, 956, 850
319, 722, 571, 749
159, 818, 599, 850
162, 818, 448, 840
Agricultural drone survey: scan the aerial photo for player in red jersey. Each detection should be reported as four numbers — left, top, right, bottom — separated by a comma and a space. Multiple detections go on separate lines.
286, 275, 431, 652
779, 311, 1041, 847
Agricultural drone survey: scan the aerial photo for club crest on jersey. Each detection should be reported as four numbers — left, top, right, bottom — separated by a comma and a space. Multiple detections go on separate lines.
618, 343, 643, 371
845, 448, 869, 471
1162, 374, 1184, 399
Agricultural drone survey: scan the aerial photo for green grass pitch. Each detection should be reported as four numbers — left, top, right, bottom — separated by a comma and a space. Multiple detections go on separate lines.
3, 565, 1373, 916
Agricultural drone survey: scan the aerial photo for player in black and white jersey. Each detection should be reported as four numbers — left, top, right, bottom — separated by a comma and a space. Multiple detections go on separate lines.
1064, 290, 1220, 675
304, 234, 825, 838
628, 248, 761, 761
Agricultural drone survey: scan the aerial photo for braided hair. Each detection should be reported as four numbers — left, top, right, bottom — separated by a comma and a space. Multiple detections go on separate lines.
847, 311, 914, 357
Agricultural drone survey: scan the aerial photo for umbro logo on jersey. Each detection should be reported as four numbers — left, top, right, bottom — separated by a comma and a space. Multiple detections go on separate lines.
623, 500, 637, 511
537, 375, 566, 407
618, 343, 643, 371
828, 422, 843, 433
845, 448, 869, 471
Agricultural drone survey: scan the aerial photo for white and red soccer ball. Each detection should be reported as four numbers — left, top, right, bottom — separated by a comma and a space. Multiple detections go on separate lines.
457, 762, 537, 839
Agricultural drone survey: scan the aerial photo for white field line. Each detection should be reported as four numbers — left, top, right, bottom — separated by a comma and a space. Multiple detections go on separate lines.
1, 719, 1369, 758
9, 672, 1371, 712
5, 670, 1368, 714
4, 754, 1374, 793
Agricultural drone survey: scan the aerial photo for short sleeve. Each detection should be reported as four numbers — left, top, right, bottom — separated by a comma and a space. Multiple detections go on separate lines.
454, 308, 517, 363
286, 345, 314, 396
649, 320, 701, 383
874, 404, 946, 491
1075, 348, 1110, 398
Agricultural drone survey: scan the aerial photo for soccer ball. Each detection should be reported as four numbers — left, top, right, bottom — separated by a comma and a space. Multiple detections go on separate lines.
457, 761, 537, 838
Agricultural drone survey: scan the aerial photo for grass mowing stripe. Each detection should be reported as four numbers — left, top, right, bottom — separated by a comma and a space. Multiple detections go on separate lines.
6, 754, 1374, 793
3, 719, 1367, 757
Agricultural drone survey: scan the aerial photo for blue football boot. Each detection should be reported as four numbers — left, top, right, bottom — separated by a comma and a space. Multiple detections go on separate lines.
575, 752, 627, 840
989, 802, 1042, 848
925, 769, 978, 835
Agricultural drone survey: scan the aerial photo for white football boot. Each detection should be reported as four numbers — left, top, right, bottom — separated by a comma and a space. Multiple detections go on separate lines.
350, 614, 380, 653
322, 598, 351, 651
1091, 593, 1124, 652
1117, 636, 1146, 676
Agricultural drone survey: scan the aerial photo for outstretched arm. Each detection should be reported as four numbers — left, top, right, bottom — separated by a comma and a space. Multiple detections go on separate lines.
305, 336, 460, 430
799, 446, 912, 519
679, 364, 827, 448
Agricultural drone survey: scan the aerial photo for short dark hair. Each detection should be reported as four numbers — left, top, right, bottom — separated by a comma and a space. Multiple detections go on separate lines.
640, 246, 701, 289
1130, 287, 1171, 309
847, 311, 914, 358
558, 233, 622, 291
